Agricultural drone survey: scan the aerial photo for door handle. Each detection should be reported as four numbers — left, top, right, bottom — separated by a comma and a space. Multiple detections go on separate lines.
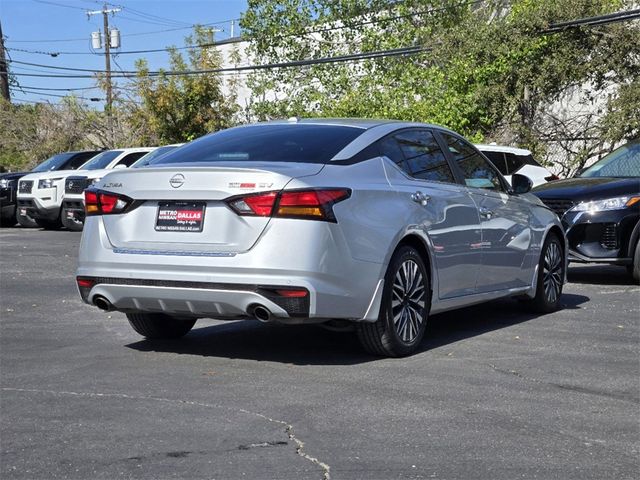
479, 207, 494, 219
411, 191, 430, 206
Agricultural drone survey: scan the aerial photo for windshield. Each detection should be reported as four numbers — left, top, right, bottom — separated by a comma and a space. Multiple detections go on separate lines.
79, 150, 123, 171
31, 153, 74, 172
132, 145, 180, 168
152, 124, 364, 165
580, 141, 640, 178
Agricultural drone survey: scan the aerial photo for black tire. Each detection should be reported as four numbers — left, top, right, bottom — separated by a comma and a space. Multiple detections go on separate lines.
0, 212, 16, 227
525, 232, 565, 313
357, 245, 430, 357
126, 312, 196, 339
16, 211, 38, 228
630, 239, 640, 284
61, 207, 84, 231
35, 214, 62, 230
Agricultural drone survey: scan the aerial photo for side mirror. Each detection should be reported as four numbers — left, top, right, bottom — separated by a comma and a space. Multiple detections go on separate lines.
511, 173, 533, 194
113, 164, 127, 170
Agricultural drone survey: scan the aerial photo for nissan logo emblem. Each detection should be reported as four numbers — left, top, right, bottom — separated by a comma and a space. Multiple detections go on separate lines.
169, 173, 185, 188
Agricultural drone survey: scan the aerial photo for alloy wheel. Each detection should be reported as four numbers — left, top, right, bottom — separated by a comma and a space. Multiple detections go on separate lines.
391, 259, 426, 343
543, 242, 563, 304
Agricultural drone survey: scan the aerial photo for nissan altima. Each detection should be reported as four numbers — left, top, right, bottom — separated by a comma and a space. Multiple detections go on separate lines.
76, 119, 566, 356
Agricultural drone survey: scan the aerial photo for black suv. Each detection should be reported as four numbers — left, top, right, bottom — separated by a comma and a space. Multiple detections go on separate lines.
533, 140, 640, 282
0, 150, 101, 227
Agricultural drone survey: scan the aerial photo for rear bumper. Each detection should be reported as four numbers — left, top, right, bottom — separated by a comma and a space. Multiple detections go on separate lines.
77, 277, 311, 320
77, 216, 386, 322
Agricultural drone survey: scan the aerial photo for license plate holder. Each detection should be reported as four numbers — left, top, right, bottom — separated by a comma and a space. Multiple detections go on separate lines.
155, 201, 205, 232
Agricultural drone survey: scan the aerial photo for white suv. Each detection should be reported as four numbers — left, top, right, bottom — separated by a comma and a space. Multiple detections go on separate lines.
475, 144, 558, 187
17, 148, 154, 229
61, 145, 182, 230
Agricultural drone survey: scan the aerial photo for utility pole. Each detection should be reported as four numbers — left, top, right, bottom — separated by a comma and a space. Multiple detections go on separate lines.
87, 4, 120, 142
0, 20, 10, 102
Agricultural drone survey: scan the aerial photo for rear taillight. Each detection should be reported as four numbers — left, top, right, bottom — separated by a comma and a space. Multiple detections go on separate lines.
227, 188, 351, 222
544, 174, 560, 181
85, 189, 132, 216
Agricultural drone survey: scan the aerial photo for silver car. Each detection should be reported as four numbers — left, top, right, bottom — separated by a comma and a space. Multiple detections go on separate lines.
76, 119, 566, 357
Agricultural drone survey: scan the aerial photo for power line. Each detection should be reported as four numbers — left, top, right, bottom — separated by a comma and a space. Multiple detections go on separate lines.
31, 0, 88, 12
541, 8, 640, 33
16, 87, 103, 100
6, 20, 240, 44
15, 84, 99, 91
2, 45, 429, 79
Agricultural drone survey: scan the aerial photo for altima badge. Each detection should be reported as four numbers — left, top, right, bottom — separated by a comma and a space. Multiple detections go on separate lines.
169, 173, 185, 188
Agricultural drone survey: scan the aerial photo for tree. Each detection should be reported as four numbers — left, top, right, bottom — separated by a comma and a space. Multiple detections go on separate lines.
129, 27, 239, 144
240, 0, 640, 173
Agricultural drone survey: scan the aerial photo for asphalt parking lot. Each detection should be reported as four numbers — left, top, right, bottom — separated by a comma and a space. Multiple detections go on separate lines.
1, 228, 638, 480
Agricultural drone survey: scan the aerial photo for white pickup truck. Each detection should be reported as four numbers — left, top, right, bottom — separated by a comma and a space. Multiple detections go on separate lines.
17, 148, 154, 229
61, 145, 181, 230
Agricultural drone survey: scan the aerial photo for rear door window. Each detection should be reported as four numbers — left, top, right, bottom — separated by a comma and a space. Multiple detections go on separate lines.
116, 152, 148, 167
481, 151, 508, 175
395, 130, 455, 183
64, 152, 99, 170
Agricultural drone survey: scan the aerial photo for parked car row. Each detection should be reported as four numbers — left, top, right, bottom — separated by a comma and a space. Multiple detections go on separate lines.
0, 145, 182, 230
1, 121, 637, 356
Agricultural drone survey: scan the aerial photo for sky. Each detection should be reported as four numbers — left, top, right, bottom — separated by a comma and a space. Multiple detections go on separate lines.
1, 0, 249, 106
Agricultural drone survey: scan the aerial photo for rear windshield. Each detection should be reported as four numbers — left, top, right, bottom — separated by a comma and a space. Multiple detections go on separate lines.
80, 150, 123, 170
478, 150, 540, 175
152, 124, 365, 165
31, 153, 74, 172
132, 145, 179, 168
580, 141, 640, 178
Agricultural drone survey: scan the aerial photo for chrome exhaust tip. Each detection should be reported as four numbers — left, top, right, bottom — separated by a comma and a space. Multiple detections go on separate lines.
251, 305, 271, 322
93, 295, 114, 312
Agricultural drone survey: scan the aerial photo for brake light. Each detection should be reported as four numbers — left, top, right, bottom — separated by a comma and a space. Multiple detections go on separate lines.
242, 191, 277, 216
227, 188, 351, 222
85, 189, 132, 216
544, 174, 560, 181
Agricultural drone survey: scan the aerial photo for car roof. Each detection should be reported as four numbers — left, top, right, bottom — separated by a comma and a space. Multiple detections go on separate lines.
475, 144, 533, 156
258, 117, 460, 133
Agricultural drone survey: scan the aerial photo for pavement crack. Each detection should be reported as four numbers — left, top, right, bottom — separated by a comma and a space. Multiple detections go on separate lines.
238, 441, 288, 450
2, 387, 331, 479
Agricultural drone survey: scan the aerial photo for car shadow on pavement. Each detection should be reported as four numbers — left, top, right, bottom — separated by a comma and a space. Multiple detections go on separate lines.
568, 264, 635, 286
126, 293, 590, 365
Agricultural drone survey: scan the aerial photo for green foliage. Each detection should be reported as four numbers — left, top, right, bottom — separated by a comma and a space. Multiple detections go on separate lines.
241, 0, 639, 169
129, 27, 238, 144
0, 98, 96, 171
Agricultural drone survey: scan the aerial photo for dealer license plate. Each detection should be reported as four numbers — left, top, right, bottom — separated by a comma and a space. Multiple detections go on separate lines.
155, 201, 205, 232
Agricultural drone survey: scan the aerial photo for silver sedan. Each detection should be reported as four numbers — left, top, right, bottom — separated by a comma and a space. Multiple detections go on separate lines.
76, 119, 566, 357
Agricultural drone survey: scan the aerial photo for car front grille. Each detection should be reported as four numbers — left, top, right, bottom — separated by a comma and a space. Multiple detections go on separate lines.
18, 180, 33, 194
541, 198, 575, 217
600, 223, 618, 250
65, 177, 90, 194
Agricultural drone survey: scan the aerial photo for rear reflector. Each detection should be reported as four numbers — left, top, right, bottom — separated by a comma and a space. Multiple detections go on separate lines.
77, 278, 95, 288
275, 289, 308, 298
76, 277, 95, 301
227, 188, 350, 222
